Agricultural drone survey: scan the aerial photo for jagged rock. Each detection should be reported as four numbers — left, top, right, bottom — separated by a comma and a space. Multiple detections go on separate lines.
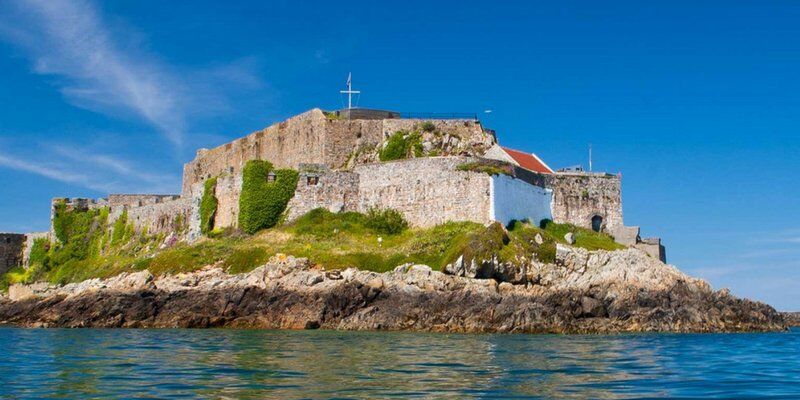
564, 232, 575, 245
325, 270, 343, 280
0, 245, 786, 333
534, 233, 544, 245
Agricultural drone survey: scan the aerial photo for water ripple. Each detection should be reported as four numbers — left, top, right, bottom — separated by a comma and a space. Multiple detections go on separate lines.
0, 328, 799, 398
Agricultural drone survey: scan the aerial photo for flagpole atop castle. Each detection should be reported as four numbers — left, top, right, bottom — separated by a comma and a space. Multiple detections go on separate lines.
340, 73, 360, 109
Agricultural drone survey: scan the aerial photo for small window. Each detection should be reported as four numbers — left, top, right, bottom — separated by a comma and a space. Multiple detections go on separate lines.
5, 238, 10, 244
267, 172, 276, 183
307, 176, 319, 186
229, 166, 234, 174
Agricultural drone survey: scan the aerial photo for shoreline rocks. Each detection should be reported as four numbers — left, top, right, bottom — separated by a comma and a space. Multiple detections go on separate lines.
0, 248, 787, 333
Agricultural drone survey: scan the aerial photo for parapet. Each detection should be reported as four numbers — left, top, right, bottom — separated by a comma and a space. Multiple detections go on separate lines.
108, 194, 182, 208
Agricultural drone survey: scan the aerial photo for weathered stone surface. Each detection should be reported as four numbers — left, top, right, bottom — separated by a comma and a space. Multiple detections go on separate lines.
0, 233, 25, 275
782, 312, 800, 326
564, 232, 575, 244
0, 250, 785, 333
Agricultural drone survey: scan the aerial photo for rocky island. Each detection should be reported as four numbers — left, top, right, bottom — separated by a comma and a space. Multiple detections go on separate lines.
0, 108, 787, 332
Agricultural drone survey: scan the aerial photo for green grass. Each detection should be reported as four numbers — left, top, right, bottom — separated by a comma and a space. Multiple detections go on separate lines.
540, 219, 625, 251
1, 209, 626, 289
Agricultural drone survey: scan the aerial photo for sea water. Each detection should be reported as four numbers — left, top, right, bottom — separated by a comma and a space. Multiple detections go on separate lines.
0, 327, 798, 398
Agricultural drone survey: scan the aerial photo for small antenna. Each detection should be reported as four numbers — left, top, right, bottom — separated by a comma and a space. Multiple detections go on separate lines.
589, 144, 593, 172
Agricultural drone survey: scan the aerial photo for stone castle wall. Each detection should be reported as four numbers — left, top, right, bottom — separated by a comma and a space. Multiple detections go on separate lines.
510, 169, 624, 232
286, 170, 360, 221
108, 194, 181, 208
181, 110, 496, 198
285, 157, 494, 227
181, 109, 336, 197
0, 233, 25, 274
546, 173, 623, 232
50, 195, 188, 240
353, 157, 493, 227
124, 197, 191, 236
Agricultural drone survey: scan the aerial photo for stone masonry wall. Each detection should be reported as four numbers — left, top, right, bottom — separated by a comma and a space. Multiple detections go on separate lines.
181, 109, 332, 197
108, 194, 181, 208
124, 197, 191, 236
354, 157, 493, 227
0, 233, 25, 274
286, 171, 360, 221
181, 110, 497, 198
545, 173, 623, 232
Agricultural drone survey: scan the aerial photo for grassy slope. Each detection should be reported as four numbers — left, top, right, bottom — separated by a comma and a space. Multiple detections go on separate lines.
1, 209, 624, 288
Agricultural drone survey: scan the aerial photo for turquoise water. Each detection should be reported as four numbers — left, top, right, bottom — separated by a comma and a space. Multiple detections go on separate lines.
1, 328, 798, 399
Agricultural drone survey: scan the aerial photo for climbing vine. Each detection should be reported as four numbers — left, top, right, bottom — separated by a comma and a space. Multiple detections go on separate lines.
200, 177, 219, 235
238, 160, 299, 234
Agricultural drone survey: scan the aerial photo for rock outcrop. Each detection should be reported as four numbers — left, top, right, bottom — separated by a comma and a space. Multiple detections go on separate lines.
782, 312, 800, 327
0, 247, 786, 333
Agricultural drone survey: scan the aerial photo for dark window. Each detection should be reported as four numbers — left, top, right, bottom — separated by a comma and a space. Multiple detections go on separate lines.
307, 176, 319, 186
5, 238, 10, 244
591, 215, 603, 232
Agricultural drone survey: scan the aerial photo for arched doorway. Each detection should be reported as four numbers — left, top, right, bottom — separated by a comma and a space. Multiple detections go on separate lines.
591, 215, 603, 232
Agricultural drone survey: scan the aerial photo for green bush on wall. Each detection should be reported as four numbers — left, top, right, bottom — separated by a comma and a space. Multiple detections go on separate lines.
379, 130, 423, 161
238, 160, 299, 234
200, 177, 218, 235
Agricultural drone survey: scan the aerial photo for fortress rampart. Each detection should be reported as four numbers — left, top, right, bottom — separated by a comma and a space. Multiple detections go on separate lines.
180, 109, 493, 197
11, 106, 665, 272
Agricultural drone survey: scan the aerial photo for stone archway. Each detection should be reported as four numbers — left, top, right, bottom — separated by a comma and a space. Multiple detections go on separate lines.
591, 215, 603, 232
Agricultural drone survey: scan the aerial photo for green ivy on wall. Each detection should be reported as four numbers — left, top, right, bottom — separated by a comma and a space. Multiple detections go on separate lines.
200, 177, 219, 235
238, 160, 299, 234
27, 237, 50, 268
50, 201, 109, 263
111, 208, 134, 246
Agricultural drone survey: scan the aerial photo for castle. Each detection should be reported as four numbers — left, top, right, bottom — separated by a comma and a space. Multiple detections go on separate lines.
0, 107, 666, 273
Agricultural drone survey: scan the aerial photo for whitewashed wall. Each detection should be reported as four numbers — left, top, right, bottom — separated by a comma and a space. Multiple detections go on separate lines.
490, 175, 552, 226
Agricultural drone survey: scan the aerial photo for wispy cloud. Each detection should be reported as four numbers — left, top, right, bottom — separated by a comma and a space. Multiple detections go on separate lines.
0, 142, 180, 194
0, 0, 265, 149
0, 152, 104, 191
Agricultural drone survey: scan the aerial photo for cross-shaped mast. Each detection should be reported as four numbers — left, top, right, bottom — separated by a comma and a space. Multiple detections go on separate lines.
340, 72, 360, 109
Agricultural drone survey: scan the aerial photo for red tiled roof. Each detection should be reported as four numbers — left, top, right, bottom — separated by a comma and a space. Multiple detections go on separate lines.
501, 146, 554, 174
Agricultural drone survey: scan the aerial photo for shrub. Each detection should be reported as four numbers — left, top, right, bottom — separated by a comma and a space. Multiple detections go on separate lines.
379, 130, 423, 161
420, 121, 436, 132
364, 207, 409, 235
291, 208, 368, 237
239, 160, 299, 234
200, 177, 218, 235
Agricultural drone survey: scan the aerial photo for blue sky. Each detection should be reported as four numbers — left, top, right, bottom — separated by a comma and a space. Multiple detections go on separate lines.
0, 0, 798, 310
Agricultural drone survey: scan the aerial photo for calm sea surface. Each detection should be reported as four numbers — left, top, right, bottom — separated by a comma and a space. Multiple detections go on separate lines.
0, 327, 798, 399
